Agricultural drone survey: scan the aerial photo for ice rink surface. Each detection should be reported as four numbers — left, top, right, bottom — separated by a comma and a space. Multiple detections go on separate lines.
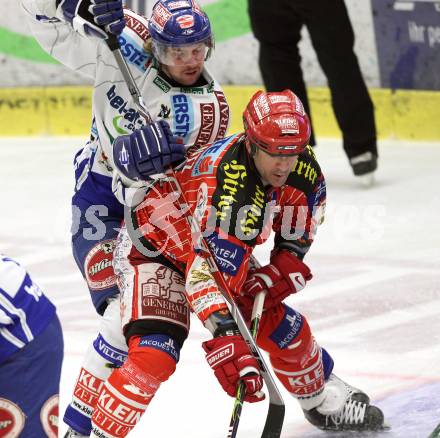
1, 136, 439, 437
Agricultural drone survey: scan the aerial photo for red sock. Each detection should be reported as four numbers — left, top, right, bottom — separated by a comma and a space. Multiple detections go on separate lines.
91, 336, 178, 437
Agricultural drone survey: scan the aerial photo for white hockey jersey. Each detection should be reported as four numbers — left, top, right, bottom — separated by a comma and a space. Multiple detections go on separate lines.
21, 0, 230, 207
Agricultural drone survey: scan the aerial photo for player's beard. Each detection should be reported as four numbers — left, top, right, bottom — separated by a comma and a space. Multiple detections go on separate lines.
162, 62, 204, 86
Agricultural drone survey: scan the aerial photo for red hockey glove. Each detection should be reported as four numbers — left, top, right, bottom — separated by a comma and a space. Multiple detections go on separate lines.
238, 250, 312, 311
202, 335, 265, 403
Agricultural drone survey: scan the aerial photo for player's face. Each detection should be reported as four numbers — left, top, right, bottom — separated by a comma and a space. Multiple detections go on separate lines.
248, 143, 298, 187
162, 61, 204, 86
161, 43, 206, 86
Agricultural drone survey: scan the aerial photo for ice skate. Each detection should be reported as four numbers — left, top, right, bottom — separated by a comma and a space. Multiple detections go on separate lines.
350, 151, 377, 187
303, 374, 386, 431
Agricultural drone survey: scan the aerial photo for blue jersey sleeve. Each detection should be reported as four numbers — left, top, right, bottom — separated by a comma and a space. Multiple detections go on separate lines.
0, 255, 56, 364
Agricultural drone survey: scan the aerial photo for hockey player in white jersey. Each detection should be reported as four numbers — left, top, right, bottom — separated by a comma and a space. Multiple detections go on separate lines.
20, 0, 230, 436
0, 254, 64, 438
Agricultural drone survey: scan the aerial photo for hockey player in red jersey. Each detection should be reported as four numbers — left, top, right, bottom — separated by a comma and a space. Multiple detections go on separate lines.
90, 89, 386, 436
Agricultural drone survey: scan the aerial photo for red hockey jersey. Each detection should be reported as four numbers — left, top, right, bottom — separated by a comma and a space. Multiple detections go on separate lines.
128, 133, 326, 322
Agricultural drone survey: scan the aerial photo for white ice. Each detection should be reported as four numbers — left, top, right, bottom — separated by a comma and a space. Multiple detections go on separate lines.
1, 137, 439, 437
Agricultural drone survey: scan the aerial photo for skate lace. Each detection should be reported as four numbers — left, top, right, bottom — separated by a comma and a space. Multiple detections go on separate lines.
328, 398, 367, 426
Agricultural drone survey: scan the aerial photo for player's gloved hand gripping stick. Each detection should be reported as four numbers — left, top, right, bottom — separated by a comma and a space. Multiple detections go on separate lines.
105, 34, 285, 438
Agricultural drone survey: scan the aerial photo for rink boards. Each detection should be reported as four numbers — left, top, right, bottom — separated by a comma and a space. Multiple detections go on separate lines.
0, 85, 440, 140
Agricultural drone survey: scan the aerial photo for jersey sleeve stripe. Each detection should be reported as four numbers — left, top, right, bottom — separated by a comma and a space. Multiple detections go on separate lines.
0, 293, 34, 342
0, 327, 26, 348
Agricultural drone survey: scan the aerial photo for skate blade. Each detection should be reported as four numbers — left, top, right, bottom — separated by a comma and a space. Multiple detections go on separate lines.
316, 422, 391, 436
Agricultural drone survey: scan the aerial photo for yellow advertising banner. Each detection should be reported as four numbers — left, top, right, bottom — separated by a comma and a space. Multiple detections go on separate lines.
0, 85, 439, 140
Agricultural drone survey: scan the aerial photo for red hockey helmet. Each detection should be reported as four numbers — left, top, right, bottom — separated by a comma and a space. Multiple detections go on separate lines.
243, 89, 311, 156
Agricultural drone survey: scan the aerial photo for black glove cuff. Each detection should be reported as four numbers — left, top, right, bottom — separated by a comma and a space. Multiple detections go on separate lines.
214, 322, 240, 338
78, 0, 96, 24
205, 310, 240, 337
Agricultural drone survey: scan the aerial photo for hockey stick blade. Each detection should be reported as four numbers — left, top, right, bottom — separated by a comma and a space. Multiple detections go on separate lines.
227, 396, 285, 438
261, 403, 285, 438
429, 423, 440, 438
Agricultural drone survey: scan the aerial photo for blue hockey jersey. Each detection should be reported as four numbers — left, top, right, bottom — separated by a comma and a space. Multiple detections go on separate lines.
0, 255, 57, 364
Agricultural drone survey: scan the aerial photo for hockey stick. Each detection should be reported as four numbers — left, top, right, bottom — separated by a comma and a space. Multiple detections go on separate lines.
106, 35, 285, 438
106, 35, 152, 123
227, 289, 266, 438
428, 423, 440, 438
